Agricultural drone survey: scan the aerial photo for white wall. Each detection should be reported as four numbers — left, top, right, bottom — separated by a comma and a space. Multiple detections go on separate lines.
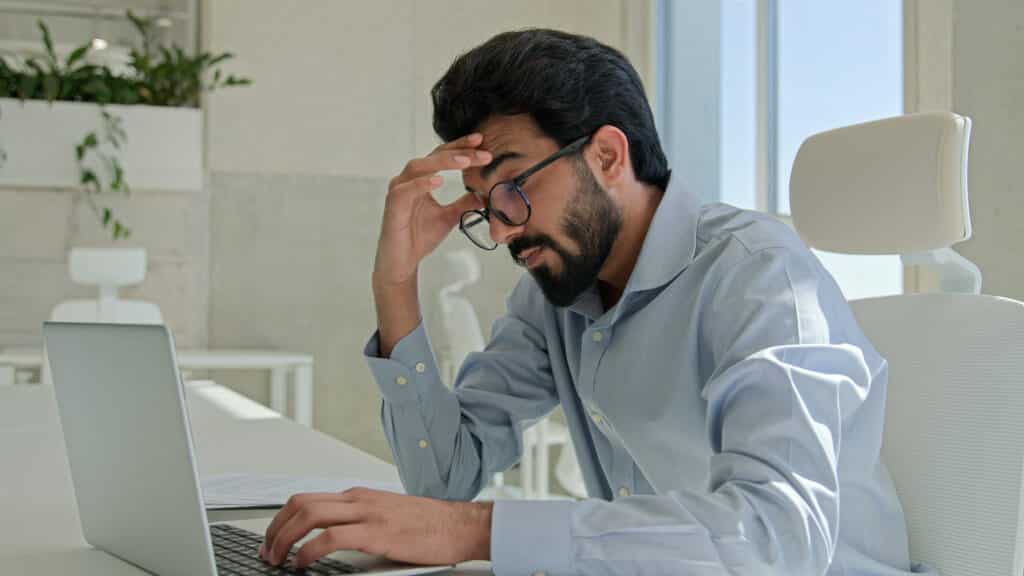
202, 0, 655, 461
947, 1, 1024, 300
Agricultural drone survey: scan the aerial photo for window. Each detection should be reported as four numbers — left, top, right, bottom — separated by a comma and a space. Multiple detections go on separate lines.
657, 0, 904, 300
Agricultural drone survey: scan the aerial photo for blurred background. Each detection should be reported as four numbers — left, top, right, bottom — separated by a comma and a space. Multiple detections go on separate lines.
0, 0, 1020, 496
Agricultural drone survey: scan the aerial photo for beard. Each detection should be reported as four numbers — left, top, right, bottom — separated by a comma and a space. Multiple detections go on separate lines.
509, 159, 622, 307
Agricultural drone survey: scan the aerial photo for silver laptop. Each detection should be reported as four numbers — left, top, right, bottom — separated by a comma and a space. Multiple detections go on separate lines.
43, 322, 449, 576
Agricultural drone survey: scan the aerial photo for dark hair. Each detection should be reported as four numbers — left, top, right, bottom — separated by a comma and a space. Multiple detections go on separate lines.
431, 29, 671, 190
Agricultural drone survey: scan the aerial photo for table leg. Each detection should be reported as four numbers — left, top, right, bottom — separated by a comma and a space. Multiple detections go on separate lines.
521, 427, 535, 498
293, 364, 314, 427
535, 418, 550, 498
270, 367, 288, 416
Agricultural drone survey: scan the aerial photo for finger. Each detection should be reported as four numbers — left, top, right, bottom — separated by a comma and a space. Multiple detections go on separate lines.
387, 174, 446, 208
263, 492, 348, 558
435, 131, 483, 152
398, 148, 492, 182
266, 501, 366, 566
293, 525, 371, 570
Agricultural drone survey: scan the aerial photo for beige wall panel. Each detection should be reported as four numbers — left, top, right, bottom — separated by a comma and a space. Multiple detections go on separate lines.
68, 190, 196, 262
950, 1, 1024, 301
208, 172, 392, 459
0, 189, 73, 260
0, 260, 71, 343
204, 1, 416, 179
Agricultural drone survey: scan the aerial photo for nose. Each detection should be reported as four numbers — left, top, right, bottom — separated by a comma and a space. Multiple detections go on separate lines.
489, 216, 523, 247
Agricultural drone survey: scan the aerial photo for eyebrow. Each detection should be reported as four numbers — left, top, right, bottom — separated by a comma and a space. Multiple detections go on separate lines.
465, 150, 524, 196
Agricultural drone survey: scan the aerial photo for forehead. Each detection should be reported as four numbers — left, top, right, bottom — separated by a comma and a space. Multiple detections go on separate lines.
476, 114, 546, 152
463, 115, 560, 192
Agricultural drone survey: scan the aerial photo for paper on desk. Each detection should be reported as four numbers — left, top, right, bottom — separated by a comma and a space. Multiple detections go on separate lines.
201, 473, 405, 509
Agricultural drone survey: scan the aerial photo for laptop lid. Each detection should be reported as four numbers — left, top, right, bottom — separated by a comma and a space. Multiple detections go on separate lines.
44, 322, 218, 576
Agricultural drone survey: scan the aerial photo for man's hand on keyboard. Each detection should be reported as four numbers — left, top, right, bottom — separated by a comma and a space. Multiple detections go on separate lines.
259, 487, 493, 569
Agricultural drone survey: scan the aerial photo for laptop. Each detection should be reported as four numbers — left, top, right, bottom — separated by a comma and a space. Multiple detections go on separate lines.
43, 322, 450, 576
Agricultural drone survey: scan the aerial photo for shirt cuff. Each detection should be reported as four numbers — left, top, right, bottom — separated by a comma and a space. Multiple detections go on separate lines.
364, 323, 439, 406
491, 499, 575, 576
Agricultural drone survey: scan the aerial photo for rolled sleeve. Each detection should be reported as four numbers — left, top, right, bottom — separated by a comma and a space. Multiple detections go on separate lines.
492, 500, 576, 576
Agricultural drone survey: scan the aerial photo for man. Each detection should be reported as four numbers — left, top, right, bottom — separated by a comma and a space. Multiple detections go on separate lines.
260, 29, 928, 575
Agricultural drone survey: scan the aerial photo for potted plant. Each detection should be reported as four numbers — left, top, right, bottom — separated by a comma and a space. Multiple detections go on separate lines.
0, 11, 249, 288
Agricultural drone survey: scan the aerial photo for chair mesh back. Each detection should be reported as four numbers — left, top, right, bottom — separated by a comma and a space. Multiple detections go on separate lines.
852, 293, 1024, 575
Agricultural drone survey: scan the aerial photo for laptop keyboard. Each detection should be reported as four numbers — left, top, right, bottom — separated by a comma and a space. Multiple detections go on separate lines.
211, 523, 364, 575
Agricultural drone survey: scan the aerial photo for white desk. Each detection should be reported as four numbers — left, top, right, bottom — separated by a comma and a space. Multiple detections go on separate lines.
0, 347, 315, 426
0, 381, 491, 575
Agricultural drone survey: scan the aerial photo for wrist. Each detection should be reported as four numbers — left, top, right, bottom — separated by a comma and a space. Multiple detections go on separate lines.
372, 269, 417, 295
458, 501, 493, 561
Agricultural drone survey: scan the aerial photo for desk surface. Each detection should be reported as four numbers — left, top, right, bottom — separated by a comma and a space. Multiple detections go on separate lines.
0, 382, 491, 575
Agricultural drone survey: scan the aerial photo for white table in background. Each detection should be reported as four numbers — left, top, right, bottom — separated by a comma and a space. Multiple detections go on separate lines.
0, 347, 315, 426
0, 381, 492, 574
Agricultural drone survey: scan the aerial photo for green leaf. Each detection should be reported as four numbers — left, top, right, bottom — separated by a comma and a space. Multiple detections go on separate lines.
17, 75, 37, 99
81, 132, 99, 149
37, 21, 57, 67
65, 44, 91, 68
102, 207, 111, 225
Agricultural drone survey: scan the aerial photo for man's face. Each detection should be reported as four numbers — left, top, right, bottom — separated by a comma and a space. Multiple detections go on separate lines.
462, 115, 622, 307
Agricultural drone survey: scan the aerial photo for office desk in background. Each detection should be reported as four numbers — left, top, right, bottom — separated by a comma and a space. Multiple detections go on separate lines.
0, 381, 491, 575
0, 347, 315, 426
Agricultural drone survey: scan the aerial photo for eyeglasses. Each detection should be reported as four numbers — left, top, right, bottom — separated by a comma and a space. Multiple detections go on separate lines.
459, 134, 592, 251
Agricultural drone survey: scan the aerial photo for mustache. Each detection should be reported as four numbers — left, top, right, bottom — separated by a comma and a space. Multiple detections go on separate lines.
509, 235, 558, 265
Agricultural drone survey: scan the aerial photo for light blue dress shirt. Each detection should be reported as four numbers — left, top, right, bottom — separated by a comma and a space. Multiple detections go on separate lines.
365, 176, 934, 575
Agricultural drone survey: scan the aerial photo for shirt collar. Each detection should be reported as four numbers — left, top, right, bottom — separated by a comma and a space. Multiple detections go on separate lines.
621, 174, 700, 294
566, 175, 700, 318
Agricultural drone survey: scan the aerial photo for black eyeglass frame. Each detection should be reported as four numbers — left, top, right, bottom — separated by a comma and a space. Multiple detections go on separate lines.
459, 134, 592, 251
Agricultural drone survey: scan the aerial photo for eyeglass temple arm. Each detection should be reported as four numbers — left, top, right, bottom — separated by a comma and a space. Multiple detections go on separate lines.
513, 135, 592, 185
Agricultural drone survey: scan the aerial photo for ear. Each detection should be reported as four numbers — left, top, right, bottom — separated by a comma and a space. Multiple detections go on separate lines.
586, 124, 630, 188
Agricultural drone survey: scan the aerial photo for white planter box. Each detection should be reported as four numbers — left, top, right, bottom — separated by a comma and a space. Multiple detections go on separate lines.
0, 98, 202, 192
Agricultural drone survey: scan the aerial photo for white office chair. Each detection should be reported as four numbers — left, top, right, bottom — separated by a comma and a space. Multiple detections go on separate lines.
791, 111, 1024, 576
438, 249, 578, 498
37, 248, 163, 387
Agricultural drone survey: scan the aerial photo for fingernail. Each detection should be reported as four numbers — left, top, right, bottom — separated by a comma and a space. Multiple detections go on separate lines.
454, 155, 470, 165
469, 133, 482, 141
430, 175, 443, 186
258, 543, 265, 559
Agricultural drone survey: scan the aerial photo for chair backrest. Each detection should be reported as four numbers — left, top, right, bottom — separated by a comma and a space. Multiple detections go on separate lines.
41, 248, 164, 386
438, 250, 486, 382
792, 111, 982, 294
790, 111, 972, 255
790, 112, 1024, 573
852, 294, 1024, 576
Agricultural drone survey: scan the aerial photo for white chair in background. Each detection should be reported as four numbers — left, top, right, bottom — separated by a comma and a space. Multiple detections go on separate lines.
38, 248, 162, 387
54, 247, 163, 324
790, 111, 1024, 576
438, 249, 578, 498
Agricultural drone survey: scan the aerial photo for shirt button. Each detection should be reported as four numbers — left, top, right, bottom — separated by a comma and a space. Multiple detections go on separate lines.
618, 486, 630, 497
395, 376, 408, 386
591, 331, 603, 343
415, 362, 427, 373
418, 439, 428, 449
590, 411, 603, 425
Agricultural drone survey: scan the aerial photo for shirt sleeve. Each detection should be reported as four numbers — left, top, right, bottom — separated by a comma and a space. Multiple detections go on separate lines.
489, 246, 869, 576
364, 277, 559, 501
